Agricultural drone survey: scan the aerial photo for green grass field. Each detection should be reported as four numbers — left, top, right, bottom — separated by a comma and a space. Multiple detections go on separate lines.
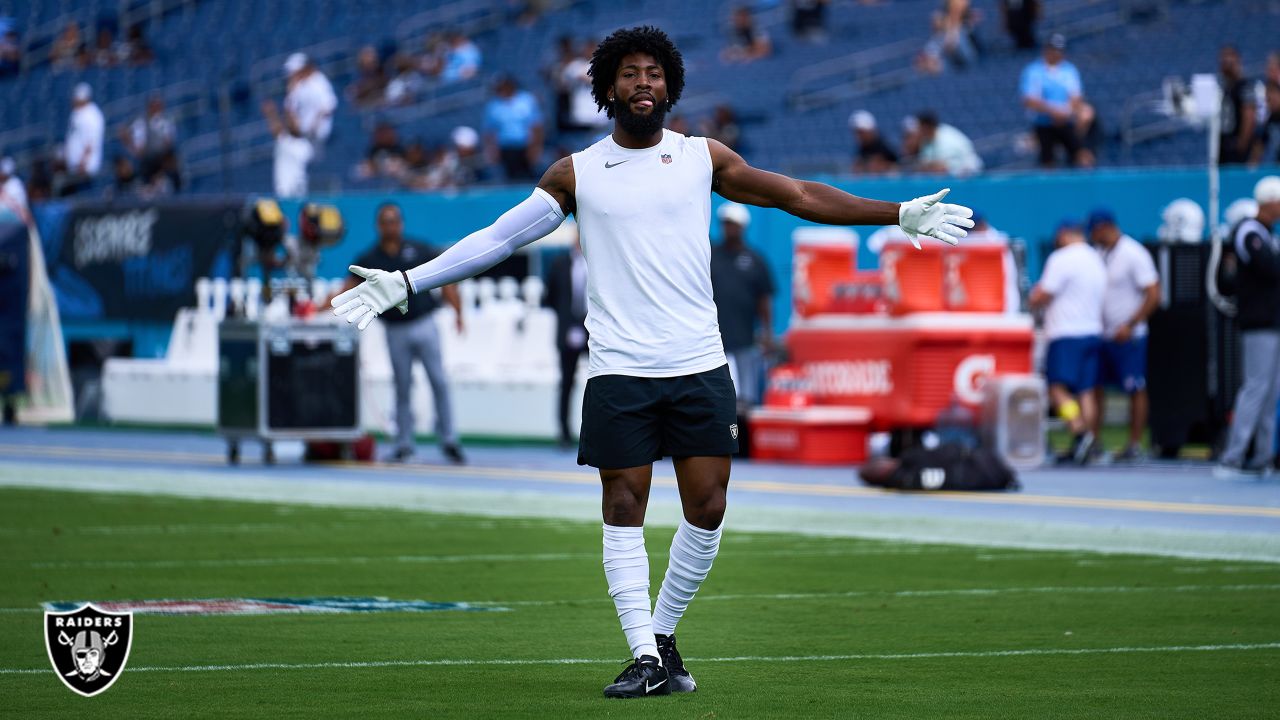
1, 487, 1277, 718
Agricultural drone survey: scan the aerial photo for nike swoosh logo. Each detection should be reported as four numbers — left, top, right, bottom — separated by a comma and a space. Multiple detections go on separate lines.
604, 160, 630, 168
646, 679, 666, 693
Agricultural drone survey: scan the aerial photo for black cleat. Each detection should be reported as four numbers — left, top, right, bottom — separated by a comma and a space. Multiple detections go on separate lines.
655, 634, 697, 693
442, 443, 466, 465
603, 655, 671, 699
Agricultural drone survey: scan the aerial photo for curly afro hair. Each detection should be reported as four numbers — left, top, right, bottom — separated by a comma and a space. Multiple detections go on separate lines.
588, 26, 685, 119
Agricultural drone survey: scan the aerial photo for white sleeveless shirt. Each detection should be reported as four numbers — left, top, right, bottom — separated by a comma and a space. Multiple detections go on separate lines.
571, 129, 726, 378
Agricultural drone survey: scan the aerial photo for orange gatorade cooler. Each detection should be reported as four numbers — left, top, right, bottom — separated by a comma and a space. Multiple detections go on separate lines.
785, 313, 1034, 430
880, 239, 1008, 315
792, 227, 858, 318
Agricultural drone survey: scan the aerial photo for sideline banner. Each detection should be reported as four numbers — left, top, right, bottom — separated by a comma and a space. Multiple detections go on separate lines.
50, 200, 240, 321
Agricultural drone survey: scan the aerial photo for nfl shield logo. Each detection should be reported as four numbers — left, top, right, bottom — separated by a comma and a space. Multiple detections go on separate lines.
45, 603, 133, 697
660, 154, 672, 164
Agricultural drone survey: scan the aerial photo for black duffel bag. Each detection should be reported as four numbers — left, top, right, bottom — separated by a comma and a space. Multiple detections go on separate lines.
861, 443, 1020, 492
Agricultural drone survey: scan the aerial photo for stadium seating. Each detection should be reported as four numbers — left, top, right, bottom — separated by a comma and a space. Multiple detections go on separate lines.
1, 0, 1275, 196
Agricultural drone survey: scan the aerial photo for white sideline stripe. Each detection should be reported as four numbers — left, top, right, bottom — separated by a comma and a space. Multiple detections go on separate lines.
2, 642, 1278, 676
2, 583, 1275, 614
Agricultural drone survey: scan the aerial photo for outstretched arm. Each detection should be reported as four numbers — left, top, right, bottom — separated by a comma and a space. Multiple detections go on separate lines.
707, 139, 972, 247
332, 159, 576, 330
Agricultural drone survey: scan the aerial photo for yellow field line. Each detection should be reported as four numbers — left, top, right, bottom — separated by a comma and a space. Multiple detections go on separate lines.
4, 443, 1280, 520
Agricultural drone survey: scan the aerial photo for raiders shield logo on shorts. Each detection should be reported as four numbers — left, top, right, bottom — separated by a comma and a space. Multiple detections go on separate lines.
45, 603, 133, 697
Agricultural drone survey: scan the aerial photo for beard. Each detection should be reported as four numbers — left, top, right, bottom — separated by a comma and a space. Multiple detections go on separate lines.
612, 97, 668, 137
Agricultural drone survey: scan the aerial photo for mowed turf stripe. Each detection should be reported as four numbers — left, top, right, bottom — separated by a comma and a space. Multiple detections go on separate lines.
6, 443, 1279, 519
2, 642, 1278, 675
21, 546, 941, 570
1, 583, 1275, 614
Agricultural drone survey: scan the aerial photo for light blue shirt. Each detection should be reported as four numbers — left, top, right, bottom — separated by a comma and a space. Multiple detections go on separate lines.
483, 91, 542, 148
441, 42, 481, 83
1020, 59, 1083, 126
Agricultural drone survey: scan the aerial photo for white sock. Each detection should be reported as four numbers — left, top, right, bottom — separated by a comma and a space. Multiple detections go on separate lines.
602, 524, 658, 661
652, 518, 723, 636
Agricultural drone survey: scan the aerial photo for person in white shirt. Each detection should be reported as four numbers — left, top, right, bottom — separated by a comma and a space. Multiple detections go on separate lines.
330, 26, 972, 699
1087, 209, 1159, 462
64, 82, 105, 195
915, 111, 982, 176
260, 100, 312, 199
0, 157, 30, 226
283, 53, 337, 145
1030, 220, 1107, 464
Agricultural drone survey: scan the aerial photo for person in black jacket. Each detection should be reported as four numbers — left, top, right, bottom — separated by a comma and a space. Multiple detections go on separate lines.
1217, 176, 1280, 476
545, 233, 589, 448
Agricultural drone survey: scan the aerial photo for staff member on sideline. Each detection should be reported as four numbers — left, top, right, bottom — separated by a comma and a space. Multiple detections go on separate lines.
709, 202, 776, 409
1030, 220, 1106, 464
1088, 209, 1159, 462
344, 203, 466, 464
546, 230, 589, 448
1216, 177, 1280, 477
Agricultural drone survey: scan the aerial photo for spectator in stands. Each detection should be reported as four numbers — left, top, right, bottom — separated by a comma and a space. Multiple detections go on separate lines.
0, 158, 30, 226
918, 0, 981, 75
1254, 80, 1280, 165
1073, 98, 1102, 168
284, 53, 338, 146
1219, 45, 1258, 166
62, 83, 105, 196
356, 122, 406, 180
1029, 220, 1106, 465
483, 75, 544, 181
90, 22, 124, 67
546, 231, 589, 448
106, 155, 139, 199
1020, 34, 1083, 168
0, 19, 20, 77
711, 202, 776, 410
914, 111, 983, 176
849, 110, 899, 174
721, 6, 772, 64
701, 105, 742, 153
899, 115, 922, 165
122, 24, 153, 65
443, 125, 487, 187
440, 30, 481, 84
348, 46, 388, 108
557, 39, 609, 135
348, 203, 466, 464
1087, 209, 1159, 463
1267, 51, 1280, 86
549, 36, 579, 133
999, 0, 1038, 51
791, 0, 829, 42
122, 96, 177, 186
260, 100, 312, 199
385, 53, 428, 106
1216, 177, 1280, 477
50, 22, 82, 71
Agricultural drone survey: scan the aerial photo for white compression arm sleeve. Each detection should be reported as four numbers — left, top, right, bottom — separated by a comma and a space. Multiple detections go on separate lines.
404, 187, 566, 293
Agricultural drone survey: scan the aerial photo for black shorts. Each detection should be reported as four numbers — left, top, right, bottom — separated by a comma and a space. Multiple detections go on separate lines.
577, 364, 739, 469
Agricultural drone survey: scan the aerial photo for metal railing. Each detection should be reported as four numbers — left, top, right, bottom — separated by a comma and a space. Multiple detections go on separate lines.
18, 0, 198, 75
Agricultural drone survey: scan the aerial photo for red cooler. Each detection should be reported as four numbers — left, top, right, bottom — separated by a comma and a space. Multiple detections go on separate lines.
749, 406, 871, 464
785, 313, 1034, 430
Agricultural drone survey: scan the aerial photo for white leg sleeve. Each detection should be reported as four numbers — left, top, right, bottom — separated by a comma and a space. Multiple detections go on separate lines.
652, 519, 722, 637
603, 524, 658, 661
405, 188, 565, 293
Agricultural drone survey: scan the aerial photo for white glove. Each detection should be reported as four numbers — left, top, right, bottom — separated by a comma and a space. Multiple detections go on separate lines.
898, 188, 975, 250
331, 265, 409, 330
